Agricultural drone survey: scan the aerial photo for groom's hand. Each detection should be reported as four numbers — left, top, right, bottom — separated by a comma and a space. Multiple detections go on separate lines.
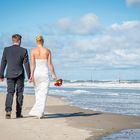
0, 78, 4, 82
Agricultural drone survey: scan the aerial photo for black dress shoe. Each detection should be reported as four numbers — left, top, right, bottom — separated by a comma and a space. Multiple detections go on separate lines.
16, 114, 23, 118
5, 112, 11, 119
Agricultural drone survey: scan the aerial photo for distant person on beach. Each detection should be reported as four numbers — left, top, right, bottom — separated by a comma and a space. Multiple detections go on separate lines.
28, 35, 57, 118
0, 34, 30, 119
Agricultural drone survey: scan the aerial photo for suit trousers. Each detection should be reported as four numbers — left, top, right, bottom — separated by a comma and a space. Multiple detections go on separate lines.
5, 74, 24, 115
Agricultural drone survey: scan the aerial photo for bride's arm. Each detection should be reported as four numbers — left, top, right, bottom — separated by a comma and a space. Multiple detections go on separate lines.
29, 49, 36, 82
48, 50, 57, 81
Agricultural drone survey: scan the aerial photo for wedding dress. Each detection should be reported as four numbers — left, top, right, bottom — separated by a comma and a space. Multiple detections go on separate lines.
29, 59, 50, 118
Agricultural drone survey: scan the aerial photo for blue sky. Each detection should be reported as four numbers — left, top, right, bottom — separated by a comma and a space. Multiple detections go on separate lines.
0, 0, 140, 80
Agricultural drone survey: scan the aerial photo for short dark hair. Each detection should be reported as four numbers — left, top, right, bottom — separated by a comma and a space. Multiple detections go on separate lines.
12, 34, 22, 40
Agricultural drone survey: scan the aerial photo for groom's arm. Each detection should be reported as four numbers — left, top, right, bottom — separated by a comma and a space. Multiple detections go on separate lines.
0, 48, 7, 78
23, 49, 30, 79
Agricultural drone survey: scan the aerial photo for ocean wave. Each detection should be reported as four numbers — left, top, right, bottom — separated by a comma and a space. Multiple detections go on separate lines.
102, 93, 120, 96
101, 129, 140, 140
73, 89, 89, 94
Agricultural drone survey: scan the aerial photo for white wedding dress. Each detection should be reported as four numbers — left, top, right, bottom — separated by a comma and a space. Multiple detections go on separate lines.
29, 59, 50, 118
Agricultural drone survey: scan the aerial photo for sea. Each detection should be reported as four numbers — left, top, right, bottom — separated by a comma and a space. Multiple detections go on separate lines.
0, 80, 140, 140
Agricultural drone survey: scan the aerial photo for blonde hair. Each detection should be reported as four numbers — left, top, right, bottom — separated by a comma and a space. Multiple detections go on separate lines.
36, 35, 44, 44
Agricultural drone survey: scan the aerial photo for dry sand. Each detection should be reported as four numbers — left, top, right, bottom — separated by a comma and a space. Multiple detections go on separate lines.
0, 93, 140, 140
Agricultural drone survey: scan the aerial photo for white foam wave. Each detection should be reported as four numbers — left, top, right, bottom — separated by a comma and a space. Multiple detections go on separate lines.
62, 82, 140, 89
73, 90, 89, 94
103, 93, 120, 96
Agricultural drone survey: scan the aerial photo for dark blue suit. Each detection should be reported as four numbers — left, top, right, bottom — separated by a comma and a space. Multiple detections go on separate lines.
0, 45, 30, 115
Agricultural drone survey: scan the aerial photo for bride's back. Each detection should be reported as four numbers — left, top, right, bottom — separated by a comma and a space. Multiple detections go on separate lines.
32, 47, 50, 60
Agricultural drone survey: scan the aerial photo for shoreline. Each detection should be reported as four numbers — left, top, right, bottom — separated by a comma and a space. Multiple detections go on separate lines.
0, 93, 140, 140
53, 96, 140, 140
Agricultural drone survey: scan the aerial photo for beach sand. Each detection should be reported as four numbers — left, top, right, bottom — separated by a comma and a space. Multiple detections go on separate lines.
0, 93, 140, 140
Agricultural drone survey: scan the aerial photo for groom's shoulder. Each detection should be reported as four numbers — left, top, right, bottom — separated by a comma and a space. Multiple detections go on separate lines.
3, 46, 28, 55
19, 46, 28, 53
20, 46, 27, 50
3, 46, 13, 51
4, 45, 12, 49
4, 46, 27, 51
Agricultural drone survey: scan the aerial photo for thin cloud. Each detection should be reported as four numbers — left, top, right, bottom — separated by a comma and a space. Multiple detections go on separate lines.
57, 13, 101, 35
126, 0, 140, 6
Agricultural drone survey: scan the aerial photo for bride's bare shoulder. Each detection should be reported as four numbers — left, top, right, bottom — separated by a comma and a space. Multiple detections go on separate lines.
45, 47, 51, 53
31, 48, 36, 51
31, 48, 38, 53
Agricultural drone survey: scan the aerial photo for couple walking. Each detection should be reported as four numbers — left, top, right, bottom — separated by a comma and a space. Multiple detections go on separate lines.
0, 34, 57, 119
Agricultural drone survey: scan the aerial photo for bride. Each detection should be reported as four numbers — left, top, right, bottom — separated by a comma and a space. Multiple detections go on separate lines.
29, 36, 57, 118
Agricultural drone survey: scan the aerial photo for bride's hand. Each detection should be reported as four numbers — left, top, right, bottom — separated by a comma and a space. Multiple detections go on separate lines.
29, 76, 33, 83
52, 74, 57, 81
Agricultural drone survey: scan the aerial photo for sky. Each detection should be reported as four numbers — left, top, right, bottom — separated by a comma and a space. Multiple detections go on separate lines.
0, 0, 140, 80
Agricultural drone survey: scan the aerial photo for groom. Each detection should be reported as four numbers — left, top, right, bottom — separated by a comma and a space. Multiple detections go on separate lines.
0, 34, 30, 119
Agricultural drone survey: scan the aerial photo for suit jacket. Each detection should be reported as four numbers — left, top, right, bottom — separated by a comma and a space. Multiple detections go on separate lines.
0, 45, 30, 79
